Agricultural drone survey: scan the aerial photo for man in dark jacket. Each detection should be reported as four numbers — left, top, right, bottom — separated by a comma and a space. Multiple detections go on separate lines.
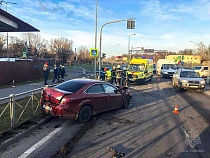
52, 64, 60, 83
59, 64, 66, 82
43, 62, 50, 85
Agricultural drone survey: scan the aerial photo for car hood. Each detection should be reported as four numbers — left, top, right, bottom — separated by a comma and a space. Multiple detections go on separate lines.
180, 77, 204, 82
42, 87, 73, 104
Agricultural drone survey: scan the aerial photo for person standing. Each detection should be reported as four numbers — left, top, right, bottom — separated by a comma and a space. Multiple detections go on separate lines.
104, 67, 111, 83
116, 65, 123, 86
59, 64, 66, 82
43, 62, 50, 85
111, 66, 117, 85
52, 64, 60, 83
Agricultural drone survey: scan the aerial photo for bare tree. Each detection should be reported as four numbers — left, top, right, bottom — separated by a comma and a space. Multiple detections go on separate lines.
9, 37, 25, 57
0, 35, 6, 56
49, 37, 73, 63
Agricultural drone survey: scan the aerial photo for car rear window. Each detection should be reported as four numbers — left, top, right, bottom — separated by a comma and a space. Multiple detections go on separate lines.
55, 81, 87, 93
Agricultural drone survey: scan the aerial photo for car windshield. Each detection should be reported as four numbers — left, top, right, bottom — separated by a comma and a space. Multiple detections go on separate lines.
193, 66, 202, 70
163, 64, 177, 70
128, 64, 145, 72
55, 81, 87, 93
180, 71, 200, 78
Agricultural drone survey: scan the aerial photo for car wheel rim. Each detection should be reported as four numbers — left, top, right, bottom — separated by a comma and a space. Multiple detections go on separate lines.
80, 107, 91, 122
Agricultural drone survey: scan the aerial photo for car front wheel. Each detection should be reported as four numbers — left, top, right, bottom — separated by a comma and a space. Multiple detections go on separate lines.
78, 105, 92, 123
123, 95, 132, 109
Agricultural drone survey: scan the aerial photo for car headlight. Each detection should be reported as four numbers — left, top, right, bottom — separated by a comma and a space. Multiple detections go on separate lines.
162, 71, 168, 74
181, 80, 188, 83
200, 80, 205, 84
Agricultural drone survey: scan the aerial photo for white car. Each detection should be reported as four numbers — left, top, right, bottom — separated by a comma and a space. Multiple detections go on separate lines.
193, 66, 209, 77
172, 68, 205, 92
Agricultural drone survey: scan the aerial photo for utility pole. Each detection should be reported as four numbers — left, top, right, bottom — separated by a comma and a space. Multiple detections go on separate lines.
94, 0, 98, 79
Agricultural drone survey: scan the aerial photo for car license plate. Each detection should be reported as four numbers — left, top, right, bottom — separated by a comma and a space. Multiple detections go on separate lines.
43, 105, 52, 111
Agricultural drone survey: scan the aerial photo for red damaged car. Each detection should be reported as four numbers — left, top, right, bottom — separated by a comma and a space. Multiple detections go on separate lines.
40, 78, 132, 122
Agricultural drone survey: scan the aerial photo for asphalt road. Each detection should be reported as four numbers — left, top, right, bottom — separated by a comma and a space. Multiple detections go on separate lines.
1, 75, 210, 158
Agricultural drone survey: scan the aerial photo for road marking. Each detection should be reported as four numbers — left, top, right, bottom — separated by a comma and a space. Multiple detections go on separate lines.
18, 120, 69, 158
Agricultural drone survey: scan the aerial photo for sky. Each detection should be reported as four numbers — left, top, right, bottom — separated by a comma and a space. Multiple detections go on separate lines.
1, 0, 210, 57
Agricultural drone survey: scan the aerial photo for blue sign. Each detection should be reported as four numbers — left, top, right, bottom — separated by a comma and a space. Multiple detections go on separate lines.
90, 48, 98, 57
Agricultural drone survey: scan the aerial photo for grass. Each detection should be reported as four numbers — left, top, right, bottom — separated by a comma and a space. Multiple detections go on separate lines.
0, 93, 44, 136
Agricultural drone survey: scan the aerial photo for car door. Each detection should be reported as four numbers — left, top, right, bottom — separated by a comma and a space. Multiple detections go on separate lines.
102, 83, 123, 109
85, 84, 106, 112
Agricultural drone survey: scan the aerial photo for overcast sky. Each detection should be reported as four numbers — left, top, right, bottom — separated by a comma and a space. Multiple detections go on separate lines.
1, 0, 210, 57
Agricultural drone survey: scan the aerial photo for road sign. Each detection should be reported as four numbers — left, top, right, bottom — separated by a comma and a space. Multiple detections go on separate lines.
90, 48, 98, 57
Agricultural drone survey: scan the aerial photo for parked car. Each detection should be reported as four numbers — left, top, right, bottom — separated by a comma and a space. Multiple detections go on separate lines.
172, 68, 205, 92
40, 78, 132, 122
192, 66, 209, 78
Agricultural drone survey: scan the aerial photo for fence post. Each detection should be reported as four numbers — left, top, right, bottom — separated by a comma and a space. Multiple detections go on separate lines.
32, 92, 34, 115
9, 94, 15, 129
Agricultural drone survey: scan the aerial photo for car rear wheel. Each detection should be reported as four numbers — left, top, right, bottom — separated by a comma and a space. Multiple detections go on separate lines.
78, 106, 92, 123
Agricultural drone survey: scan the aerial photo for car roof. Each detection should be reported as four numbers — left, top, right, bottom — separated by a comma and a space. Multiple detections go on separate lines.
69, 78, 104, 84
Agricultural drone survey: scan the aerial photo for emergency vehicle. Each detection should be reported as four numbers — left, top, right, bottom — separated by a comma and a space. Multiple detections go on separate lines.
127, 58, 153, 84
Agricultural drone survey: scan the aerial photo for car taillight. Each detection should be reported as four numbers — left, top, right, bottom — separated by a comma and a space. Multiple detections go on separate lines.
60, 98, 72, 104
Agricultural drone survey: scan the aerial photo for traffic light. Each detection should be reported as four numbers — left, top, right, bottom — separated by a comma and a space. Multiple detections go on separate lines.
102, 53, 106, 58
28, 47, 31, 54
127, 20, 135, 29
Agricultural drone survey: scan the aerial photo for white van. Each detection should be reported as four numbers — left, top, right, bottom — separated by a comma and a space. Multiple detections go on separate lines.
193, 66, 209, 77
156, 59, 177, 78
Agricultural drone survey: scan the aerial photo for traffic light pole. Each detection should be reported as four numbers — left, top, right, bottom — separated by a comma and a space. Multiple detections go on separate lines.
99, 18, 135, 80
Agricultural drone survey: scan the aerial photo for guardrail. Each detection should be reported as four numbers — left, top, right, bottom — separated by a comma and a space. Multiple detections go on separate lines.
0, 87, 44, 135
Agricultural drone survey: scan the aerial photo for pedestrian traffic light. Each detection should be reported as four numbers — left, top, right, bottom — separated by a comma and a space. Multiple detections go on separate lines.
102, 53, 106, 58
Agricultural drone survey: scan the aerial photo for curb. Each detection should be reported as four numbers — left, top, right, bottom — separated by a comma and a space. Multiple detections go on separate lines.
0, 116, 52, 152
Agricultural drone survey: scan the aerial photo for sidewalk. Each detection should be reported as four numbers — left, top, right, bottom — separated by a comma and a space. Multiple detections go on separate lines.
0, 71, 81, 98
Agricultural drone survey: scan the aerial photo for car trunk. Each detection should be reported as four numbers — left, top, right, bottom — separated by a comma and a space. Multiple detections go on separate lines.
42, 87, 72, 105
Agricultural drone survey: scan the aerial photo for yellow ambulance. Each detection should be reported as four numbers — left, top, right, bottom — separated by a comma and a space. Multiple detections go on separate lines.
127, 58, 154, 84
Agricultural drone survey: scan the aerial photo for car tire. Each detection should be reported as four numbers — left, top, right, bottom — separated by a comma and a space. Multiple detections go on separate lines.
148, 75, 152, 82
78, 105, 92, 123
198, 88, 205, 93
123, 95, 132, 109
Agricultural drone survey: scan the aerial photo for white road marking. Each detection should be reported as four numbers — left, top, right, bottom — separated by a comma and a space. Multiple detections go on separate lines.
18, 120, 69, 158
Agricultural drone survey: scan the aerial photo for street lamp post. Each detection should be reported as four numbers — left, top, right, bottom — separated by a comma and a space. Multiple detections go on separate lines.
99, 18, 135, 80
3, 1, 17, 60
128, 33, 136, 61
189, 41, 195, 54
94, 0, 98, 79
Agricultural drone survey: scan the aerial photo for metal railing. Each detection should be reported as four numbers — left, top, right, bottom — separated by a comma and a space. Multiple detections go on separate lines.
0, 87, 44, 135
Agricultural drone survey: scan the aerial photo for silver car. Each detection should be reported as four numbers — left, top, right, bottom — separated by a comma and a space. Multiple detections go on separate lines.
172, 68, 205, 92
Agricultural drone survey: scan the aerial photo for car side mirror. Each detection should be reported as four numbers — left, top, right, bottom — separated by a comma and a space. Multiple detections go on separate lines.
161, 67, 163, 69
